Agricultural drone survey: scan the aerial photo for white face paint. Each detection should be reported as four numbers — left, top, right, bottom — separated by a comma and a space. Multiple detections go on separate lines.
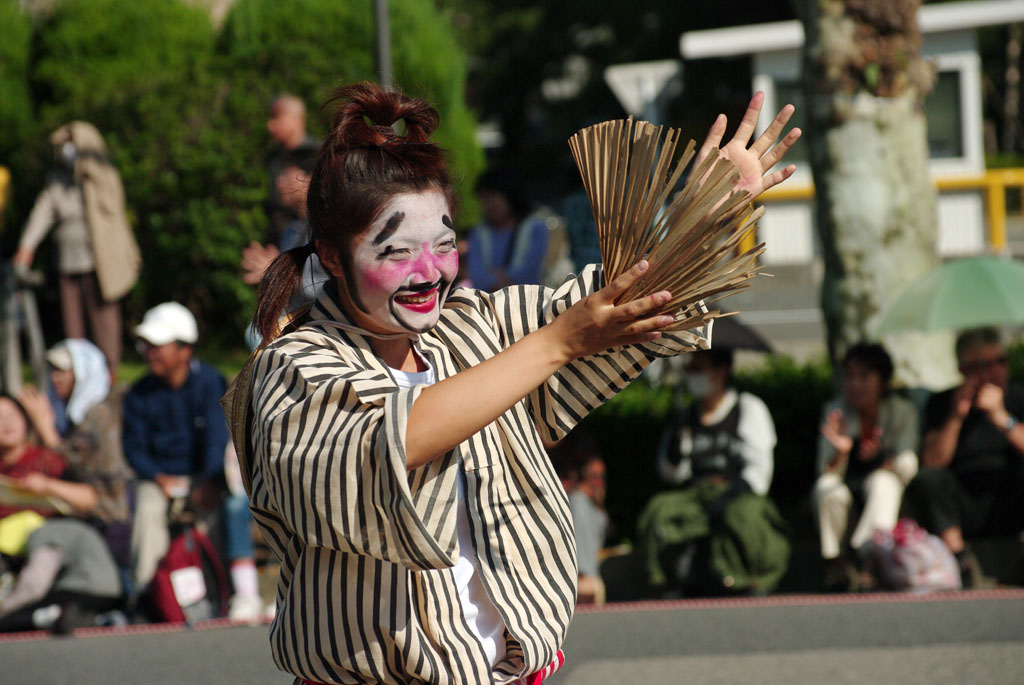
344, 190, 458, 334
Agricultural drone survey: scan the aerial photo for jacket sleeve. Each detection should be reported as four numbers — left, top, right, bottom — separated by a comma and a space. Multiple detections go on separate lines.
61, 400, 132, 523
462, 264, 709, 442
250, 340, 458, 571
122, 390, 160, 481
197, 367, 230, 482
886, 395, 920, 457
19, 184, 59, 253
736, 393, 776, 496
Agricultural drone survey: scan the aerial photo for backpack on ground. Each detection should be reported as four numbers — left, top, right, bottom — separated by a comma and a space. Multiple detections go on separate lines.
148, 525, 230, 623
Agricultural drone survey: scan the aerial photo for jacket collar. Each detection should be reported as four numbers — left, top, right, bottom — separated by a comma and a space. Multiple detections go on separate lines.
299, 283, 441, 405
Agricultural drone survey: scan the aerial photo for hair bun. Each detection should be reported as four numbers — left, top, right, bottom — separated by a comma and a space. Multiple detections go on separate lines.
329, 82, 439, 150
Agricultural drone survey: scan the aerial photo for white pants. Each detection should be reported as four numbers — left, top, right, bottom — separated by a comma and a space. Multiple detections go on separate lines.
131, 480, 172, 592
814, 452, 918, 559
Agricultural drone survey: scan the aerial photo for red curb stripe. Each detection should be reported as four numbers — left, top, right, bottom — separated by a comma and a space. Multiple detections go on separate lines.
0, 630, 51, 645
72, 622, 187, 639
574, 588, 1024, 614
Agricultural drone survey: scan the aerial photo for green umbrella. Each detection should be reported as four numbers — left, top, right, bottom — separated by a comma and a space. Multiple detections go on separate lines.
874, 256, 1024, 336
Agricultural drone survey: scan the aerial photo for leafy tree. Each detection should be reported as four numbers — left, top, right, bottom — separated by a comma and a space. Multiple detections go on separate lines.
219, 0, 483, 222
25, 0, 261, 345
437, 0, 794, 199
0, 0, 35, 232
9, 0, 480, 348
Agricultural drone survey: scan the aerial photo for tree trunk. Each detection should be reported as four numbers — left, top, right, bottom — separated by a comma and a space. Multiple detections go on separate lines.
797, 0, 958, 389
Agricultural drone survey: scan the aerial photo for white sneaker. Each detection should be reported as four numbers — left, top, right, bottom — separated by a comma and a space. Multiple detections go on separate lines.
228, 594, 264, 624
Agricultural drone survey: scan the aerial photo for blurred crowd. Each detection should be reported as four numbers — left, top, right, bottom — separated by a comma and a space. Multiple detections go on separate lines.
555, 329, 1024, 605
2, 95, 1022, 635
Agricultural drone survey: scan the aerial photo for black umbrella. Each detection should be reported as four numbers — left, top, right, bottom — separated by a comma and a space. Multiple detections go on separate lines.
710, 315, 773, 352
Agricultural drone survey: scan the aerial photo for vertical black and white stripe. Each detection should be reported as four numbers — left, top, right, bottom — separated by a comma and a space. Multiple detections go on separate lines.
233, 265, 707, 684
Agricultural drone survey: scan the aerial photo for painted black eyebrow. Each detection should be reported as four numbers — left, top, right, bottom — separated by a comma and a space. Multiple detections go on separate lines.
441, 215, 454, 229
372, 211, 405, 245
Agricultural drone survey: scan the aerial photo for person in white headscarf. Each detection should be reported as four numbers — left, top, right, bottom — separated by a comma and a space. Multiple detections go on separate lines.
17, 339, 132, 529
2, 340, 132, 632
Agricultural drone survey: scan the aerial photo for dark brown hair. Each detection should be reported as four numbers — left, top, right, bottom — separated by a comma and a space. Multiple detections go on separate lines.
843, 342, 894, 387
253, 82, 456, 342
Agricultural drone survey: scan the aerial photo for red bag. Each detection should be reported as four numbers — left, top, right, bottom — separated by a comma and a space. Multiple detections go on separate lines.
149, 527, 230, 623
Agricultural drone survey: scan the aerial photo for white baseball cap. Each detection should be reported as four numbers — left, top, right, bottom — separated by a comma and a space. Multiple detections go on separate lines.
134, 302, 198, 346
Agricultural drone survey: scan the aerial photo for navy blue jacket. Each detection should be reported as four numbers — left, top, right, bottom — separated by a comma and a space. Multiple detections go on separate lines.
122, 360, 228, 482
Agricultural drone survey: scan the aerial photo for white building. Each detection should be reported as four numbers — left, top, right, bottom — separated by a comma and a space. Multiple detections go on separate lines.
680, 0, 1024, 264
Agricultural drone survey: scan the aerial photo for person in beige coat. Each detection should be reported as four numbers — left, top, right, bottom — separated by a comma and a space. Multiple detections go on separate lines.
13, 122, 141, 374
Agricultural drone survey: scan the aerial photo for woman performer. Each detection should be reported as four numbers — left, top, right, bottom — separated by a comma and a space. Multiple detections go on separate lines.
227, 82, 798, 684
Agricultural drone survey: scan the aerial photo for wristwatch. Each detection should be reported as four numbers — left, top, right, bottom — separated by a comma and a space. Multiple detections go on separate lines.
1003, 415, 1018, 433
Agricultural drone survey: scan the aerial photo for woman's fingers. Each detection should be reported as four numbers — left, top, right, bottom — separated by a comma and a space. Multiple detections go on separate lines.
758, 127, 802, 170
696, 114, 727, 165
598, 259, 650, 303
759, 165, 797, 194
621, 314, 676, 336
616, 290, 672, 320
749, 104, 795, 156
729, 91, 765, 148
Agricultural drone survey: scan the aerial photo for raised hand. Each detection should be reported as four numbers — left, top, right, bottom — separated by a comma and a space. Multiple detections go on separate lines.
821, 408, 854, 459
546, 260, 676, 362
17, 386, 60, 448
696, 91, 801, 200
241, 241, 281, 285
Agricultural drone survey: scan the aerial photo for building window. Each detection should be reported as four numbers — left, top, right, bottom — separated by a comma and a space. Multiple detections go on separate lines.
925, 70, 963, 159
773, 80, 808, 164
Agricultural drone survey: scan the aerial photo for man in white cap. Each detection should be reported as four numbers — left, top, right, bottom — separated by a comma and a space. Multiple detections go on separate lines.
123, 302, 263, 622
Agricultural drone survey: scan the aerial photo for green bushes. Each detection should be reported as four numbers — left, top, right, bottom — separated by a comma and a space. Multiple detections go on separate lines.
0, 0, 33, 163
3, 0, 481, 347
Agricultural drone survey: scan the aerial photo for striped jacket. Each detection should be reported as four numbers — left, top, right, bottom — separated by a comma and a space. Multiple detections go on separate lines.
225, 265, 708, 684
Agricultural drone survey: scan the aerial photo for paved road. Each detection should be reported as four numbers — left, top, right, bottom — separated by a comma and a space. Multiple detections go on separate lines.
5, 591, 1023, 684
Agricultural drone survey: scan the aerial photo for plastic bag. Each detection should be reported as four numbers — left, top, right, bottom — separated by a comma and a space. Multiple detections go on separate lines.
868, 518, 961, 593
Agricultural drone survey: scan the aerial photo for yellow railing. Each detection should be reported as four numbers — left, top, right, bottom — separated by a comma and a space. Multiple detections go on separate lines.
744, 167, 1024, 254
0, 166, 9, 219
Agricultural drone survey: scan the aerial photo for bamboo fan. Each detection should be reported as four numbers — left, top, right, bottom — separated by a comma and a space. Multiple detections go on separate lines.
568, 117, 766, 334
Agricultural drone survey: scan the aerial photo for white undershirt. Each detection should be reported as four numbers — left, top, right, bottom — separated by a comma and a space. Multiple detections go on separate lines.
390, 362, 507, 667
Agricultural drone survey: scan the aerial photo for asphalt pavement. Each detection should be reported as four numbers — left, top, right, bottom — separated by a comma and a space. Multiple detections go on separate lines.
5, 589, 1023, 684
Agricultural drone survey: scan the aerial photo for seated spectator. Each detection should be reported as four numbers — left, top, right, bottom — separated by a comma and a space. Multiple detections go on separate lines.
467, 169, 549, 291
901, 328, 1024, 586
637, 348, 789, 596
0, 341, 129, 632
813, 343, 918, 591
124, 302, 263, 621
550, 432, 609, 605
1, 394, 68, 523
